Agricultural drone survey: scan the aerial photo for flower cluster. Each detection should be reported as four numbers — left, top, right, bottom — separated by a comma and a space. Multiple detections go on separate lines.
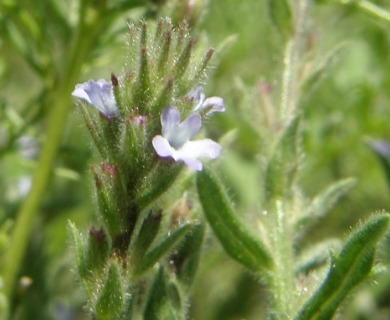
69, 20, 227, 319
72, 81, 225, 171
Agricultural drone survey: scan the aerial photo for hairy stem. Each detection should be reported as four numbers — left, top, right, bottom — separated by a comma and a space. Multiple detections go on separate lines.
271, 0, 309, 318
270, 202, 295, 319
355, 0, 390, 24
280, 0, 309, 119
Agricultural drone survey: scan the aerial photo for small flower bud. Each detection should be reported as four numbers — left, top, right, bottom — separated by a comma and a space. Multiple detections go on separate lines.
101, 163, 118, 177
86, 227, 110, 271
111, 73, 119, 87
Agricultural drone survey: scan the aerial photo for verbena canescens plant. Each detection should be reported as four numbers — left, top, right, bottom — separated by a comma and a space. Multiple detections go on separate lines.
69, 19, 224, 319
69, 12, 390, 320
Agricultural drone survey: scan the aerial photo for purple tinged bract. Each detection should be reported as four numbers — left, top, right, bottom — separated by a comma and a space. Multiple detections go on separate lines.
152, 107, 222, 171
72, 79, 119, 118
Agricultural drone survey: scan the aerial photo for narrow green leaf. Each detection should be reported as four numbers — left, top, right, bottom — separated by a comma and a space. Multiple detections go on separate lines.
173, 38, 193, 80
265, 116, 301, 202
135, 163, 183, 210
197, 167, 274, 272
95, 261, 125, 320
92, 167, 123, 237
144, 267, 181, 320
0, 291, 8, 320
130, 210, 163, 264
152, 77, 174, 116
157, 29, 172, 74
5, 22, 43, 75
144, 268, 166, 320
134, 222, 195, 275
67, 221, 88, 279
297, 177, 357, 228
295, 239, 341, 276
295, 214, 390, 320
301, 42, 346, 96
78, 104, 108, 159
172, 222, 205, 287
267, 0, 294, 40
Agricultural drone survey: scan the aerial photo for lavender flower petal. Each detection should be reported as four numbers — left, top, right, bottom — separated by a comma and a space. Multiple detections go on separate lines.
178, 140, 222, 170
200, 96, 225, 114
162, 107, 201, 148
161, 106, 181, 134
72, 79, 119, 118
152, 136, 221, 171
371, 140, 390, 158
152, 106, 222, 171
189, 87, 206, 108
189, 87, 225, 115
152, 135, 175, 158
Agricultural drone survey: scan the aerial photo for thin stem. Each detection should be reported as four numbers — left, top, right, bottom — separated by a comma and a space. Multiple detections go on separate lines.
280, 0, 309, 119
271, 1, 309, 319
356, 0, 390, 23
1, 10, 102, 303
280, 40, 295, 118
270, 201, 295, 319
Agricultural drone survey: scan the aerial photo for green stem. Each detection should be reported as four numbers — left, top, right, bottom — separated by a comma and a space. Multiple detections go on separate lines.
1, 10, 101, 303
280, 0, 309, 119
280, 40, 295, 118
269, 201, 295, 319
271, 1, 309, 318
356, 0, 390, 23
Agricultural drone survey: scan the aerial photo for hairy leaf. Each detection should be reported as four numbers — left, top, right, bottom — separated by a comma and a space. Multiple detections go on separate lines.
134, 222, 196, 275
295, 214, 390, 320
197, 167, 273, 273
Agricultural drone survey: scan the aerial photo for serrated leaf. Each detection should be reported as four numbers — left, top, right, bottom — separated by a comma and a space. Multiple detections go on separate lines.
295, 214, 390, 320
133, 222, 195, 275
197, 167, 273, 273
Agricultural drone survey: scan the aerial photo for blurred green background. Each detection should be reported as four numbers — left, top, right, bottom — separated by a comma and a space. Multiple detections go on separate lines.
1, 0, 390, 319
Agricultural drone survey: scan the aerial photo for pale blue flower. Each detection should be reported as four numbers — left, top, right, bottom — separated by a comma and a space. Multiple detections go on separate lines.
72, 79, 119, 118
152, 107, 222, 171
371, 140, 390, 158
189, 87, 225, 115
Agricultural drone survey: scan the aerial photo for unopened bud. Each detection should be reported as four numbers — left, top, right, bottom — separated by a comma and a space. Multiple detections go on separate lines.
101, 163, 118, 177
111, 73, 119, 87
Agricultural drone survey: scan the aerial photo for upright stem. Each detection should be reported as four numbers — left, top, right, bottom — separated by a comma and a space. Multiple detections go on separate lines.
280, 0, 309, 119
271, 1, 309, 318
355, 0, 390, 24
270, 202, 295, 319
1, 9, 102, 303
